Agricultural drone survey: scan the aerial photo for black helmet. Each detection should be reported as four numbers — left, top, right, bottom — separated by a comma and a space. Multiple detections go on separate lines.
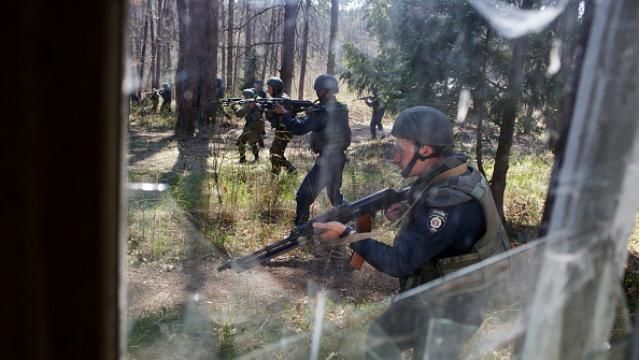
392, 106, 454, 178
162, 83, 170, 88
391, 106, 453, 146
241, 88, 255, 98
266, 77, 284, 91
313, 74, 339, 93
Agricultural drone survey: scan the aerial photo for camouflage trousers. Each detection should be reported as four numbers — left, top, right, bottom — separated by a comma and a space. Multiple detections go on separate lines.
160, 99, 171, 113
269, 130, 296, 175
257, 119, 266, 148
237, 128, 260, 162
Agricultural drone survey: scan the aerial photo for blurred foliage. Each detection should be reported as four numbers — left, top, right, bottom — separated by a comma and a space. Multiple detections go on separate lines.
341, 0, 585, 145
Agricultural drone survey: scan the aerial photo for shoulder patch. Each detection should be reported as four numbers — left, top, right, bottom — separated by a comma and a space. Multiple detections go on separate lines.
427, 208, 448, 233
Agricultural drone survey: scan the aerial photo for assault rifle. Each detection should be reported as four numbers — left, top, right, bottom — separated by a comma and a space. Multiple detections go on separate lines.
212, 97, 243, 105
356, 96, 374, 101
215, 97, 315, 113
217, 187, 410, 273
252, 97, 315, 114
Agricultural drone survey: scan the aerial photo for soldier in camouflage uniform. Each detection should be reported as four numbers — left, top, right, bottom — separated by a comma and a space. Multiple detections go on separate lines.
251, 80, 267, 148
274, 74, 351, 226
233, 89, 263, 163
159, 83, 172, 113
252, 80, 267, 98
265, 77, 297, 175
313, 106, 510, 359
148, 88, 160, 113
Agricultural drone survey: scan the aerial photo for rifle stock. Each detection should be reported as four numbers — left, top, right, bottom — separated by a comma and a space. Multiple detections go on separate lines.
218, 187, 409, 273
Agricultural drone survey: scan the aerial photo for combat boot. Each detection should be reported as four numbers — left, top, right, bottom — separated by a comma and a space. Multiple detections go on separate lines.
286, 163, 297, 174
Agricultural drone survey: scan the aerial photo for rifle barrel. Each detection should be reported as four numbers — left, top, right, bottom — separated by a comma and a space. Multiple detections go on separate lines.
217, 187, 410, 273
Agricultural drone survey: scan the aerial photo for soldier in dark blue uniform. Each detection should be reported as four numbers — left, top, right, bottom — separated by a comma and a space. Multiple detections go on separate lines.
313, 106, 509, 359
364, 93, 385, 139
274, 74, 351, 226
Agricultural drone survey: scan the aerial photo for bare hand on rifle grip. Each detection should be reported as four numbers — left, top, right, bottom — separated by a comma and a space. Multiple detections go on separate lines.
274, 103, 287, 114
384, 202, 407, 222
312, 222, 347, 241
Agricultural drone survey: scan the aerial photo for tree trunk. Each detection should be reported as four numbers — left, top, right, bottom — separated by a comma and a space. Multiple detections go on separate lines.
149, 0, 158, 89
474, 26, 492, 178
164, 0, 173, 75
175, 0, 218, 138
242, 1, 255, 88
489, 0, 533, 220
326, 0, 339, 75
226, 0, 234, 93
198, 0, 219, 131
260, 7, 277, 81
153, 0, 164, 89
232, 3, 243, 95
138, 1, 150, 100
298, 0, 311, 99
270, 7, 282, 78
281, 0, 298, 93
474, 113, 486, 177
220, 0, 225, 79
175, 0, 196, 136
273, 7, 282, 78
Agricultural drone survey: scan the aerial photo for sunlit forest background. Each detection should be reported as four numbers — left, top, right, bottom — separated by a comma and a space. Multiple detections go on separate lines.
124, 0, 638, 358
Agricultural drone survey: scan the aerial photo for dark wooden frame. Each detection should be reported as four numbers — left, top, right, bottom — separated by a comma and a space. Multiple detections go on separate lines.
6, 1, 126, 358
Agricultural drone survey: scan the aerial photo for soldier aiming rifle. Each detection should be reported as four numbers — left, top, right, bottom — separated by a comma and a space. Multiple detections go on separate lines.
232, 89, 264, 163
357, 91, 386, 139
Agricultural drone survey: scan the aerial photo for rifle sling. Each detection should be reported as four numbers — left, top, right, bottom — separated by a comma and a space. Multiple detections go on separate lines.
338, 164, 468, 244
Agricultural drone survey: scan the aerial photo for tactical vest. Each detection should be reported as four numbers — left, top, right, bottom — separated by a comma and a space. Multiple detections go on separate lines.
399, 166, 510, 295
234, 104, 260, 122
245, 107, 263, 130
309, 102, 351, 154
267, 92, 290, 130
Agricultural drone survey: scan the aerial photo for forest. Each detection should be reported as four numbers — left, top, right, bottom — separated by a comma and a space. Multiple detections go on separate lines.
125, 0, 638, 358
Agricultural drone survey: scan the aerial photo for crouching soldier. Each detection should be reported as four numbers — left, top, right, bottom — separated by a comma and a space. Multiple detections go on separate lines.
312, 106, 510, 359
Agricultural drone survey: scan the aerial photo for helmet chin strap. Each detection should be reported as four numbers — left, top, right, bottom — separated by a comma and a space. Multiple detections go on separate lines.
316, 90, 328, 102
401, 143, 440, 178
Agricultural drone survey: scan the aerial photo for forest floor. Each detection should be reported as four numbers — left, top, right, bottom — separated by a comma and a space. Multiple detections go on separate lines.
125, 111, 513, 317
127, 120, 400, 315
125, 106, 638, 359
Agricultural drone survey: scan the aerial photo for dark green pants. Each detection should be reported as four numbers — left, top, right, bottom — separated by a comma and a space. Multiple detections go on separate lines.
237, 127, 260, 161
269, 130, 295, 174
